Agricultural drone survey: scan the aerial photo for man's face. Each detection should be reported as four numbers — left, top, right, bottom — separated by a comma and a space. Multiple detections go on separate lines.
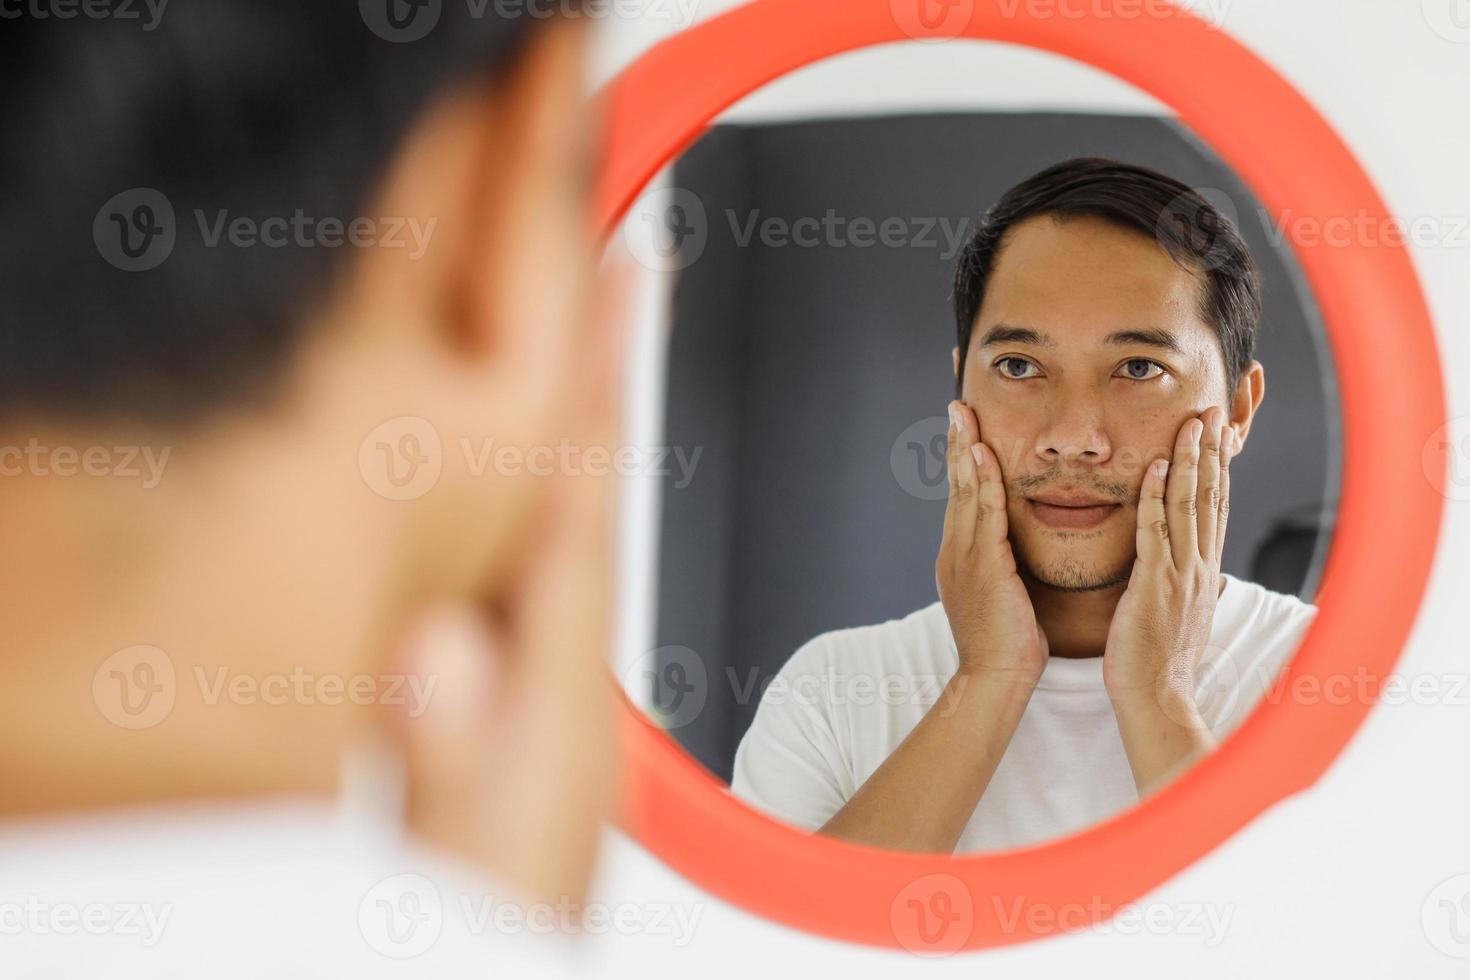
959, 214, 1233, 591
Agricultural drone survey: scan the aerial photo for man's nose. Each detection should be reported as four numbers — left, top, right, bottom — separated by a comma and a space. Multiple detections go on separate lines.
1035, 397, 1112, 464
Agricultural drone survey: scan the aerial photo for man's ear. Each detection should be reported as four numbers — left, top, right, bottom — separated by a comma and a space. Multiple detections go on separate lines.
451, 18, 591, 363
354, 18, 591, 367
1227, 360, 1266, 453
452, 19, 590, 362
952, 345, 961, 380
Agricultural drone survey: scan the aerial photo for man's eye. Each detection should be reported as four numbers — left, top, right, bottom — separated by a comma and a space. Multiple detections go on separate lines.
996, 357, 1039, 380
1118, 359, 1164, 381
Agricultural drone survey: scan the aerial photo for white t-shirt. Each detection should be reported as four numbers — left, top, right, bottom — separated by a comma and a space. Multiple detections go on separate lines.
0, 787, 582, 977
729, 572, 1317, 853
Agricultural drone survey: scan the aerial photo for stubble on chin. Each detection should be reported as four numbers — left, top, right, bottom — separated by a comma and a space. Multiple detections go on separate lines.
1010, 533, 1134, 593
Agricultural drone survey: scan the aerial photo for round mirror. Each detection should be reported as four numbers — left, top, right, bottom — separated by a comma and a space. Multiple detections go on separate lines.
599, 0, 1442, 953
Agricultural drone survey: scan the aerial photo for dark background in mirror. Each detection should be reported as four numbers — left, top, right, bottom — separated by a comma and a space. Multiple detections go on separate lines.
651, 112, 1339, 782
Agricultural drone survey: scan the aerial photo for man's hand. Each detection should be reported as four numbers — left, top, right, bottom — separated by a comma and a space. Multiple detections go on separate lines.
1103, 405, 1237, 796
937, 400, 1049, 688
390, 255, 632, 910
816, 399, 1045, 853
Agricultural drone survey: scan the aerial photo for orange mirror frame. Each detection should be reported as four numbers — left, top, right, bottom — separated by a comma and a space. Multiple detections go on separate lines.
593, 0, 1445, 953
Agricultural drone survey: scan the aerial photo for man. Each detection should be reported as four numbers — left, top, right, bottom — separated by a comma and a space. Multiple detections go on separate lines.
730, 158, 1317, 854
0, 3, 624, 973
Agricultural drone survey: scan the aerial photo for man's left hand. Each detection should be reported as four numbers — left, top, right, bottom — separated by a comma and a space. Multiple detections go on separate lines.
1103, 405, 1236, 795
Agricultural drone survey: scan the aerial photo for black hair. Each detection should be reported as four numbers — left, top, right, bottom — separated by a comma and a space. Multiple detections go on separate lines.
951, 157, 1261, 396
0, 1, 579, 424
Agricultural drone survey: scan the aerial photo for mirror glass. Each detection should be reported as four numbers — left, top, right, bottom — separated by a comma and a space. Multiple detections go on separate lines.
609, 39, 1340, 856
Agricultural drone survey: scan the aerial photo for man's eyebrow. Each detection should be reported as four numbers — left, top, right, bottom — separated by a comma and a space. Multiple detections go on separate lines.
1104, 328, 1186, 355
977, 324, 1055, 348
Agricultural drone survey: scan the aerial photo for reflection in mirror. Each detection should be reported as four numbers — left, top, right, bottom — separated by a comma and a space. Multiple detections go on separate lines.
611, 42, 1340, 856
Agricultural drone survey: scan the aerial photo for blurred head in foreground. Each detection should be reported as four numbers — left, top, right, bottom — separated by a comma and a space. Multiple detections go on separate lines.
0, 1, 622, 910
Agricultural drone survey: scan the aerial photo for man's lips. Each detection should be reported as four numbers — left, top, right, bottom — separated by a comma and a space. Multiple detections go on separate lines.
1026, 493, 1121, 530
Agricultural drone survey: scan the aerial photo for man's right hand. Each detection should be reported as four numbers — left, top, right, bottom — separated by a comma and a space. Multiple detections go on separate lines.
816, 399, 1048, 853
936, 399, 1049, 687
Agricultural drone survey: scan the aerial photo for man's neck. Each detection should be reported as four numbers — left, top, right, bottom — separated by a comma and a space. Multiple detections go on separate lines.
0, 423, 399, 820
1020, 569, 1127, 660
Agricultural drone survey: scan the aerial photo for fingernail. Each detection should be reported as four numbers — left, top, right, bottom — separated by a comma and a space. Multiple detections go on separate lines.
971, 443, 985, 467
1152, 458, 1169, 479
1192, 419, 1205, 444
949, 404, 963, 433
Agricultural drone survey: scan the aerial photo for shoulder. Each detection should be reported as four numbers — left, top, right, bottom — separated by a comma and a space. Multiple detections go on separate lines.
1215, 572, 1318, 640
778, 601, 956, 681
733, 603, 952, 812
1202, 573, 1320, 732
0, 801, 576, 977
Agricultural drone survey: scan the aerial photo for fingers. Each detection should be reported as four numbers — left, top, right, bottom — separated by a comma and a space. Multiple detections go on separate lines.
397, 252, 634, 904
942, 399, 1011, 558
1165, 416, 1203, 572
1216, 426, 1234, 564
1136, 455, 1171, 568
1149, 409, 1233, 574
465, 250, 631, 902
394, 606, 502, 867
493, 250, 629, 651
1196, 407, 1225, 561
969, 429, 1010, 548
510, 249, 629, 641
944, 400, 980, 548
